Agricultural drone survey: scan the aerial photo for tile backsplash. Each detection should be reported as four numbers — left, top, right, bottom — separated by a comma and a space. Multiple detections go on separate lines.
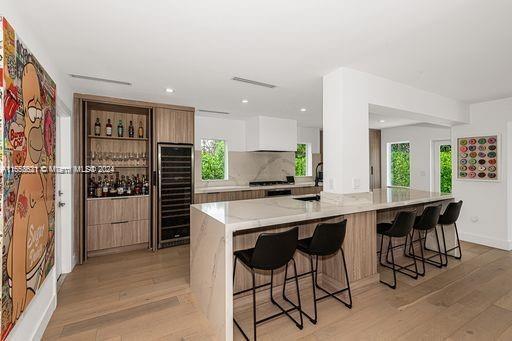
195, 151, 321, 188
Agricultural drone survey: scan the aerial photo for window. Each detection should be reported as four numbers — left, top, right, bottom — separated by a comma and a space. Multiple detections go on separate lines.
388, 142, 410, 187
439, 144, 452, 194
295, 143, 311, 176
201, 139, 227, 180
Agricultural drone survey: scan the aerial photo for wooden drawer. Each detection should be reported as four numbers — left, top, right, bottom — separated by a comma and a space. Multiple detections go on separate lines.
291, 186, 322, 196
88, 196, 149, 225
194, 189, 266, 204
88, 220, 149, 251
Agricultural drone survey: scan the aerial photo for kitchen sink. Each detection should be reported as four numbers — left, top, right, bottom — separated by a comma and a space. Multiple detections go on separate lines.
293, 195, 320, 202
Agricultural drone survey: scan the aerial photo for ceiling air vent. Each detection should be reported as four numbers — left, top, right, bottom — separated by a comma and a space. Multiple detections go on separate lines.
231, 77, 276, 89
197, 109, 230, 115
69, 74, 132, 86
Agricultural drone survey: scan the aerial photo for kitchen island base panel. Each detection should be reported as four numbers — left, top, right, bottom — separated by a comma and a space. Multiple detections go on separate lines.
190, 207, 232, 341
233, 211, 377, 293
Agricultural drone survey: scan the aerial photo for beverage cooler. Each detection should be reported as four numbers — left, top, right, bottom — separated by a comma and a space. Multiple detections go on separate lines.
157, 143, 194, 248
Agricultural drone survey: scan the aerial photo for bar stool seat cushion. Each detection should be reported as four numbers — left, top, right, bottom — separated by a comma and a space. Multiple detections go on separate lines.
234, 248, 254, 267
377, 222, 393, 235
297, 237, 313, 254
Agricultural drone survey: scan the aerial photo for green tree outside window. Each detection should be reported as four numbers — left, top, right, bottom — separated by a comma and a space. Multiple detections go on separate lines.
295, 143, 308, 176
440, 145, 452, 193
201, 139, 226, 180
390, 142, 410, 187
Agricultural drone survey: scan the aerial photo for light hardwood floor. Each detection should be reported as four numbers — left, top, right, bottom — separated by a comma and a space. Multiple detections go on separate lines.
44, 242, 512, 340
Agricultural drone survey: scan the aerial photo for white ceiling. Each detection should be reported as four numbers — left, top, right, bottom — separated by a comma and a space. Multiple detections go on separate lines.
8, 0, 512, 127
369, 113, 420, 129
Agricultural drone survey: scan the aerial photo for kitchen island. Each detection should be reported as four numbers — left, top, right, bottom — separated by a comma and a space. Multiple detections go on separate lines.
190, 188, 454, 340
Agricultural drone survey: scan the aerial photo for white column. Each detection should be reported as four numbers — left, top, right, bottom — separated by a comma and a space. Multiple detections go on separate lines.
322, 67, 370, 194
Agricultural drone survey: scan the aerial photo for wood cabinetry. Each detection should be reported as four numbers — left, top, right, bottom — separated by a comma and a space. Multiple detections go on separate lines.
290, 186, 322, 196
194, 186, 322, 204
74, 94, 195, 262
87, 196, 150, 255
154, 107, 194, 144
369, 129, 381, 190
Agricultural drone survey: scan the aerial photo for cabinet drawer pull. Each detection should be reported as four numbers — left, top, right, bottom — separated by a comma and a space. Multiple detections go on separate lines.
112, 220, 129, 225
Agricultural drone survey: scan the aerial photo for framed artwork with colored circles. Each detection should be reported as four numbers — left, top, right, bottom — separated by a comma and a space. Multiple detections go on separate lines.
457, 134, 499, 181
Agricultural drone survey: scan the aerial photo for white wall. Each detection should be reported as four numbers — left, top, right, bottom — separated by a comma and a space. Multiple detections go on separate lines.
2, 5, 75, 340
195, 115, 319, 152
298, 126, 321, 154
380, 125, 451, 191
322, 67, 468, 195
452, 97, 512, 250
194, 116, 246, 151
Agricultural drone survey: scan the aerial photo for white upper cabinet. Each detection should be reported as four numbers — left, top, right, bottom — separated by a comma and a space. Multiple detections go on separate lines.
246, 116, 297, 152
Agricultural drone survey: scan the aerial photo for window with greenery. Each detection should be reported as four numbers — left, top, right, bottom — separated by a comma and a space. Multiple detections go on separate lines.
389, 142, 410, 187
295, 143, 310, 176
440, 145, 452, 193
201, 139, 227, 180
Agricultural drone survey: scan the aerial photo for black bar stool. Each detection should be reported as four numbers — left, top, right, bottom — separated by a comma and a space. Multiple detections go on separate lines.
233, 227, 303, 341
436, 200, 463, 262
404, 205, 444, 275
293, 220, 352, 324
377, 211, 418, 289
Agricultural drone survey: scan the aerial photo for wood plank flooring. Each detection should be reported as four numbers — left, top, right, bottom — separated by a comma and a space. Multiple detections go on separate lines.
44, 242, 512, 340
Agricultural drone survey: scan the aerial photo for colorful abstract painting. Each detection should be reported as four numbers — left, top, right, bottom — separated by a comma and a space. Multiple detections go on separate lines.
1, 17, 56, 340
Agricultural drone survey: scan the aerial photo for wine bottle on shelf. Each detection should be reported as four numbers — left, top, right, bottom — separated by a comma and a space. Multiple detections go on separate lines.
88, 176, 96, 197
106, 119, 113, 137
109, 176, 117, 196
128, 121, 134, 138
117, 175, 125, 196
95, 177, 103, 198
94, 118, 101, 136
138, 121, 144, 138
102, 176, 109, 197
117, 120, 124, 137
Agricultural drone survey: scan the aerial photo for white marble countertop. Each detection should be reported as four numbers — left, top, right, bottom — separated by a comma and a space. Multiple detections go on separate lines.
194, 182, 318, 194
191, 188, 453, 232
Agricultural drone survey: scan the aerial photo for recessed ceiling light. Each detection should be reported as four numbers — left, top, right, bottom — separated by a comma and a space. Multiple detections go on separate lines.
242, 99, 249, 103
379, 119, 386, 123
165, 88, 175, 93
300, 108, 307, 112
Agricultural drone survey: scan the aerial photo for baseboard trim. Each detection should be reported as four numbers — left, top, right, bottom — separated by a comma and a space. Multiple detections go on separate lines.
8, 268, 57, 341
459, 232, 512, 251
33, 291, 57, 340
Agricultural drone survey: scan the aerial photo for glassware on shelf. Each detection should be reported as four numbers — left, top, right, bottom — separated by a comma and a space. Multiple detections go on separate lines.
141, 152, 147, 166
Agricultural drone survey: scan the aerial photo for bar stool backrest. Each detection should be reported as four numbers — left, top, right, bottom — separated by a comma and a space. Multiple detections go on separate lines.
251, 227, 298, 270
415, 205, 442, 230
438, 200, 463, 225
387, 211, 416, 237
309, 219, 348, 256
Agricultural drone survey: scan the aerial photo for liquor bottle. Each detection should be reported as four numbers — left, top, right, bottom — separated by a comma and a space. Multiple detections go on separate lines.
135, 174, 142, 195
126, 176, 132, 195
138, 121, 144, 138
128, 121, 134, 138
142, 175, 149, 195
117, 120, 124, 137
117, 175, 125, 196
106, 119, 112, 136
109, 176, 117, 196
102, 176, 109, 197
94, 118, 101, 136
88, 176, 96, 197
95, 177, 103, 198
